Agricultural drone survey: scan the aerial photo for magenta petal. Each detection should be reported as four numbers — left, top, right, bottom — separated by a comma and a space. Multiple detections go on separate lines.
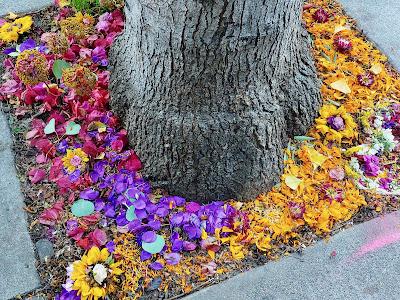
142, 231, 156, 243
185, 202, 201, 213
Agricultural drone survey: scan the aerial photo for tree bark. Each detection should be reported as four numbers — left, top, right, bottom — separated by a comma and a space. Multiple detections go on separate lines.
109, 0, 320, 202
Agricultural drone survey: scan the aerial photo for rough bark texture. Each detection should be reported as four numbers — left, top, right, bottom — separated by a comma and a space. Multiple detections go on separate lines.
110, 0, 321, 202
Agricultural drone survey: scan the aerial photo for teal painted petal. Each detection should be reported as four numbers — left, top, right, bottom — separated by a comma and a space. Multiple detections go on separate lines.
44, 118, 56, 135
126, 206, 137, 221
71, 199, 94, 217
66, 121, 81, 135
142, 235, 165, 254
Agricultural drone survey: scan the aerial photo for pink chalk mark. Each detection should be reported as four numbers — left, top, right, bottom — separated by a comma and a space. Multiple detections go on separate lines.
352, 214, 400, 260
353, 230, 400, 259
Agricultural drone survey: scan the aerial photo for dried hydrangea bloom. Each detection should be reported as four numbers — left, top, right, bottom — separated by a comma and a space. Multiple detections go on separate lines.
42, 32, 69, 54
62, 65, 97, 96
15, 49, 48, 86
60, 12, 95, 40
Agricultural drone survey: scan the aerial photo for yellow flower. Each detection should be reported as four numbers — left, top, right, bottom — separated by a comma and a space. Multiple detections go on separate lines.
315, 104, 358, 143
13, 16, 33, 34
70, 246, 123, 300
62, 148, 89, 173
0, 23, 19, 43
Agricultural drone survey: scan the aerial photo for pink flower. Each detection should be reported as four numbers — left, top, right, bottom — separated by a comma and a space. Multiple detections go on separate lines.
329, 167, 345, 181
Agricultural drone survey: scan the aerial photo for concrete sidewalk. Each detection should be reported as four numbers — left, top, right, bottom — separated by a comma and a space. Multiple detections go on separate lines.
187, 1, 400, 299
340, 0, 400, 71
0, 0, 53, 17
186, 212, 400, 300
0, 2, 53, 300
0, 112, 40, 300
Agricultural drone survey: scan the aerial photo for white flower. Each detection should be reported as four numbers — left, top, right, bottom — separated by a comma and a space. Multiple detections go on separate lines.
92, 263, 108, 285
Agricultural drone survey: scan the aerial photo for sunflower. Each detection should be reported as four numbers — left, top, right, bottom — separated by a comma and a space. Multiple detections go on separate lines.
315, 104, 358, 143
62, 148, 89, 173
70, 246, 123, 300
13, 16, 33, 34
0, 23, 19, 43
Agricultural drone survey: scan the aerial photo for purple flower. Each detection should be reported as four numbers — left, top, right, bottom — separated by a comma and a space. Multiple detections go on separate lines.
92, 46, 108, 66
362, 155, 380, 177
80, 189, 99, 200
55, 289, 80, 300
170, 212, 184, 226
106, 240, 116, 253
57, 140, 69, 154
148, 220, 161, 230
183, 241, 197, 251
149, 261, 164, 270
133, 198, 146, 209
140, 250, 152, 261
327, 116, 345, 131
185, 201, 201, 213
379, 177, 392, 190
142, 231, 156, 243
20, 38, 36, 52
69, 169, 81, 182
164, 252, 181, 265
3, 47, 16, 55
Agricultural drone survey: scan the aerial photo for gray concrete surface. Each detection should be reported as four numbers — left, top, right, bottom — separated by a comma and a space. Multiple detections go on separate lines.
0, 112, 40, 300
340, 0, 400, 71
0, 0, 53, 16
186, 211, 400, 300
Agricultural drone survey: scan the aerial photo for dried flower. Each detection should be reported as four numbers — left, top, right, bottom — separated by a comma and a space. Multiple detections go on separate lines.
313, 8, 329, 23
334, 36, 352, 53
42, 32, 69, 54
60, 12, 95, 40
357, 72, 374, 87
62, 65, 97, 96
15, 49, 48, 86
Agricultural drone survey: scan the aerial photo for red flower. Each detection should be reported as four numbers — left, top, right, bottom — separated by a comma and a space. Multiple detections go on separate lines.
334, 36, 352, 53
313, 8, 329, 23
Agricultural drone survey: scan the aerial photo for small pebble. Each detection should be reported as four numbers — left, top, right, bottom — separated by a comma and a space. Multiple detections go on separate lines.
35, 238, 54, 262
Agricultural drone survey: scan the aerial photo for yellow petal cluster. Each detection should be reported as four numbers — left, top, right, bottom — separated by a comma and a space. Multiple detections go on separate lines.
0, 16, 32, 43
71, 247, 123, 300
62, 148, 89, 173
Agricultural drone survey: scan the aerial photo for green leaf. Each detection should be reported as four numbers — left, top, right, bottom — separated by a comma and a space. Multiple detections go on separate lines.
142, 235, 165, 254
53, 59, 70, 79
284, 175, 302, 190
321, 52, 331, 62
66, 121, 81, 135
327, 99, 341, 107
126, 206, 137, 221
71, 199, 95, 217
44, 118, 56, 135
294, 136, 315, 142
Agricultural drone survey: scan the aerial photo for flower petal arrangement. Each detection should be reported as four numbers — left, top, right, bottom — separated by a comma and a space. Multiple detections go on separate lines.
0, 0, 399, 299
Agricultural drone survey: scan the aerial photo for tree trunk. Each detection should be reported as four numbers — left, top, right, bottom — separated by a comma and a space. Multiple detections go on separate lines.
109, 0, 320, 202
